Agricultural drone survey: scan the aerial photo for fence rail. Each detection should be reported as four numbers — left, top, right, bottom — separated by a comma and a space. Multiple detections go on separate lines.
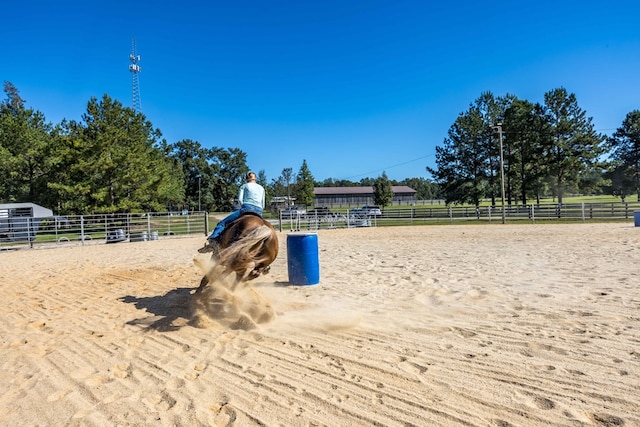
0, 212, 208, 250
3, 202, 638, 251
275, 202, 640, 230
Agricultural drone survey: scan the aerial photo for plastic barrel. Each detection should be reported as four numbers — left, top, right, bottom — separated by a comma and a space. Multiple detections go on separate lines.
130, 231, 148, 242
287, 233, 320, 285
635, 211, 640, 227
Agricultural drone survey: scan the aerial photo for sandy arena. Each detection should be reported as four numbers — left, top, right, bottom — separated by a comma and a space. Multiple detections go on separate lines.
0, 223, 639, 426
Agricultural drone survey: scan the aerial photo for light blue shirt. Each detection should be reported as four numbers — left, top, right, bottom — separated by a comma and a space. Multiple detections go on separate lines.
239, 181, 265, 209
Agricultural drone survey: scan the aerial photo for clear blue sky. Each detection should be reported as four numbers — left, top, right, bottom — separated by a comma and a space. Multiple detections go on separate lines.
3, 0, 639, 182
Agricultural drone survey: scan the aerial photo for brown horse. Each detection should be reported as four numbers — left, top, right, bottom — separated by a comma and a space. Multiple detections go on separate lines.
197, 213, 278, 292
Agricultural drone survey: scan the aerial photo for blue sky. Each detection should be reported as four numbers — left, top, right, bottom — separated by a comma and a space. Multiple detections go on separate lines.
2, 1, 639, 182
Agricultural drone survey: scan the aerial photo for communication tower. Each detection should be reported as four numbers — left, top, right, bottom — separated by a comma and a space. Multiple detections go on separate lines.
129, 38, 142, 113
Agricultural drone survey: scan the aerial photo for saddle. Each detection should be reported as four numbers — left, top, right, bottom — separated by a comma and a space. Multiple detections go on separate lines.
198, 211, 264, 254
238, 210, 262, 219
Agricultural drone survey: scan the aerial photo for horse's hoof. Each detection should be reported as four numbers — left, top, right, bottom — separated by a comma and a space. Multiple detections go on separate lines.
231, 314, 257, 331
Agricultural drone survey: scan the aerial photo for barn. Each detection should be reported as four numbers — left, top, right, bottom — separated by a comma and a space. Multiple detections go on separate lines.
313, 186, 417, 208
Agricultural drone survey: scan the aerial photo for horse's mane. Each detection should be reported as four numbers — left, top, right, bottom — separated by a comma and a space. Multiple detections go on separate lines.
218, 225, 272, 270
219, 215, 278, 282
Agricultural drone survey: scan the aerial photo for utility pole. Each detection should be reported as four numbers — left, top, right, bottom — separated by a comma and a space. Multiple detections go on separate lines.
493, 123, 506, 224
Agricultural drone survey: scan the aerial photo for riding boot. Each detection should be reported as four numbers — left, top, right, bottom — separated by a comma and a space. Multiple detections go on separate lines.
198, 238, 220, 254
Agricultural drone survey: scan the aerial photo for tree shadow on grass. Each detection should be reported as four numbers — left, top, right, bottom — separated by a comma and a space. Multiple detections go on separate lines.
120, 287, 195, 332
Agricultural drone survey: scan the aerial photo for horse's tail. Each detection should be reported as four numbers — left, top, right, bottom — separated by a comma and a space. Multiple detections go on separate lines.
218, 225, 274, 279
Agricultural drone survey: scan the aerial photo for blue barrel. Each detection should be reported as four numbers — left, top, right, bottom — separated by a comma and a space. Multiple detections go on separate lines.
635, 211, 640, 227
287, 233, 320, 285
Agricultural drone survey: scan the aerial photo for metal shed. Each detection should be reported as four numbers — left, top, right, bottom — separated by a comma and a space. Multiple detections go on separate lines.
0, 203, 54, 242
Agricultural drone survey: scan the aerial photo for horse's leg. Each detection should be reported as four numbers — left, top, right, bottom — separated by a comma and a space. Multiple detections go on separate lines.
195, 275, 209, 293
229, 272, 244, 291
196, 246, 231, 293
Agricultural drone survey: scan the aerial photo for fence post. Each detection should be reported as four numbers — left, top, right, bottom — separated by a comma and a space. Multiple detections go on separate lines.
448, 206, 453, 224
80, 215, 85, 246
530, 205, 535, 223
28, 217, 33, 249
582, 202, 585, 222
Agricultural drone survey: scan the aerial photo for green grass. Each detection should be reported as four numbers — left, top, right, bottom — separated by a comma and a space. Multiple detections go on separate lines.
461, 195, 626, 208
375, 195, 628, 210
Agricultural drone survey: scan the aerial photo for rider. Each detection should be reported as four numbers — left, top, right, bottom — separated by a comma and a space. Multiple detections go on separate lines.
198, 171, 265, 253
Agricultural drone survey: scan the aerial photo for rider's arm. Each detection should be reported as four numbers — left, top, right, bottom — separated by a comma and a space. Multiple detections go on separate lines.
238, 185, 246, 206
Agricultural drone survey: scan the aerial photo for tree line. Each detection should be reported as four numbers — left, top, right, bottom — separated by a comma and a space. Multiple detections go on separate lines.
5, 81, 635, 215
428, 88, 640, 206
0, 82, 437, 214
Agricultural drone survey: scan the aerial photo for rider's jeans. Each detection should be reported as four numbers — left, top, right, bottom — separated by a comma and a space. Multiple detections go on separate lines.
208, 204, 263, 240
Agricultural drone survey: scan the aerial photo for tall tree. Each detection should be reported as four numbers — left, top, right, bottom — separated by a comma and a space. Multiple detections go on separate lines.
475, 92, 512, 206
428, 106, 489, 206
168, 142, 249, 212
257, 169, 270, 209
168, 139, 212, 211
281, 168, 293, 205
149, 142, 186, 212
604, 161, 636, 202
503, 99, 550, 204
428, 92, 513, 206
294, 160, 315, 207
542, 88, 604, 203
608, 110, 640, 201
0, 82, 55, 205
50, 94, 183, 213
373, 172, 393, 207
207, 147, 248, 211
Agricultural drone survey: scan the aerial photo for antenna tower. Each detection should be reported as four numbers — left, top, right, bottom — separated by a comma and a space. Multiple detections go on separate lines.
129, 38, 142, 113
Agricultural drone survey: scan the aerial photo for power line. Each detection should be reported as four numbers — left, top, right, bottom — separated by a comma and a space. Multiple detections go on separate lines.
337, 127, 617, 181
343, 153, 435, 181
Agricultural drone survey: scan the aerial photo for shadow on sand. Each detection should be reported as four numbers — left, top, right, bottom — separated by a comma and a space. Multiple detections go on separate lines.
120, 287, 194, 332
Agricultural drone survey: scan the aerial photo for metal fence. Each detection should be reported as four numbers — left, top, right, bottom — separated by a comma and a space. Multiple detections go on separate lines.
275, 202, 640, 230
0, 212, 208, 250
3, 202, 638, 251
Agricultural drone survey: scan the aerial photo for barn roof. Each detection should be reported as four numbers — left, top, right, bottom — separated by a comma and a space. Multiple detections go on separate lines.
314, 186, 416, 195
